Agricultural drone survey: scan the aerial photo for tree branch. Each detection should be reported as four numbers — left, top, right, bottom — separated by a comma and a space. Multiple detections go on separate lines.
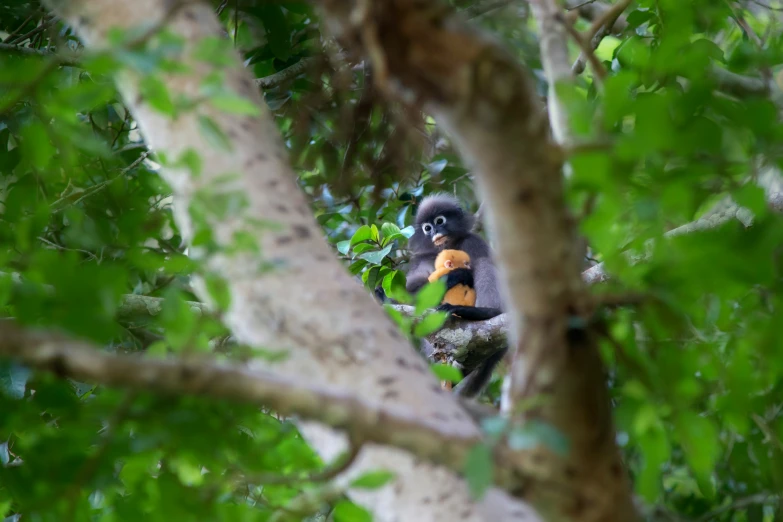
0, 320, 552, 494
255, 56, 323, 90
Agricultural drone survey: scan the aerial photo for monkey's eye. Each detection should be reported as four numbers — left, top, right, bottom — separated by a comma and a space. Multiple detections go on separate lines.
434, 216, 446, 226
422, 223, 433, 234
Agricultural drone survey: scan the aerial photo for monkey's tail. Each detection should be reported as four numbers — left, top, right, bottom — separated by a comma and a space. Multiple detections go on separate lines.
453, 347, 507, 398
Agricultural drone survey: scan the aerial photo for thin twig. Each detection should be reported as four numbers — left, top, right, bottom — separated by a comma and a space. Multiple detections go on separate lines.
0, 43, 80, 67
255, 56, 322, 89
566, 0, 598, 10
8, 17, 58, 46
572, 0, 633, 75
563, 18, 607, 80
3, 12, 39, 43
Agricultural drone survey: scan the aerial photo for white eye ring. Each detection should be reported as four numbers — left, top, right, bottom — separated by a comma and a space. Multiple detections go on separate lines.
434, 216, 446, 226
422, 223, 433, 234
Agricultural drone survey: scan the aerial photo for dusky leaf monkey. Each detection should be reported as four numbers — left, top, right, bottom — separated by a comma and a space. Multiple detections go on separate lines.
406, 193, 506, 397
428, 249, 476, 307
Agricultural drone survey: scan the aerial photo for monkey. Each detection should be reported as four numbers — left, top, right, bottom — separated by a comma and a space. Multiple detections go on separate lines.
405, 193, 507, 397
427, 249, 476, 307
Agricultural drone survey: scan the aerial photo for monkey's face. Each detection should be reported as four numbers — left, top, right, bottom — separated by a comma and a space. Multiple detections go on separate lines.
421, 215, 451, 246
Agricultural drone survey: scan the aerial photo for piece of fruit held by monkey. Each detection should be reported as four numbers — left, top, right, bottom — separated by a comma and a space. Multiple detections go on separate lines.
428, 249, 476, 307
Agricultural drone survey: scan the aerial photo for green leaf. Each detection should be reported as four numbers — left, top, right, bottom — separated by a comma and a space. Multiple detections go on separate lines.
382, 270, 411, 304
350, 470, 396, 490
430, 363, 462, 383
336, 240, 351, 255
464, 443, 493, 500
400, 225, 415, 238
197, 115, 233, 151
415, 280, 446, 315
256, 5, 292, 62
0, 362, 31, 399
508, 420, 570, 457
359, 244, 392, 265
414, 311, 448, 337
333, 500, 372, 522
673, 412, 719, 499
380, 222, 401, 239
140, 75, 176, 116
20, 121, 54, 171
350, 225, 373, 247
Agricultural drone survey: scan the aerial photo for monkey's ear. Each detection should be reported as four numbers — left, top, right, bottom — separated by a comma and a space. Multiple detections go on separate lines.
445, 260, 454, 268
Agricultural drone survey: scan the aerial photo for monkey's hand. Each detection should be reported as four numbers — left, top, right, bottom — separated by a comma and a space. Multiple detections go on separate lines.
443, 268, 473, 291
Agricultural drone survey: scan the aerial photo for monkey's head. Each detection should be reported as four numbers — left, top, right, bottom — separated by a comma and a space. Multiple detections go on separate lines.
411, 193, 475, 251
435, 249, 471, 271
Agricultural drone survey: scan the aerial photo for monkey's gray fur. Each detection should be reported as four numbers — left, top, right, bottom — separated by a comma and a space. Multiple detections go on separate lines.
406, 193, 506, 397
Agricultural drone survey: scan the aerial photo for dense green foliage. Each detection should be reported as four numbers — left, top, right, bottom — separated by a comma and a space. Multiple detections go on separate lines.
0, 0, 782, 521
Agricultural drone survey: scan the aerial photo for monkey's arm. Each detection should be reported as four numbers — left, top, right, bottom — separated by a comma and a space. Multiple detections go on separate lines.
442, 268, 474, 290
427, 267, 451, 282
405, 255, 435, 294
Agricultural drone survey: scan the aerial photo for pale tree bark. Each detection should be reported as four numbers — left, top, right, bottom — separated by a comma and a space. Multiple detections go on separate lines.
38, 1, 535, 521
318, 2, 638, 522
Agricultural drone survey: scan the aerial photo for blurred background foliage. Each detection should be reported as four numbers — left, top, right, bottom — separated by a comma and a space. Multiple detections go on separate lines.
0, 0, 782, 520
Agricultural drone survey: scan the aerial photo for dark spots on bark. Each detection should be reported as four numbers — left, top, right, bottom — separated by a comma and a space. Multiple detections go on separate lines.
293, 225, 311, 239
241, 119, 253, 131
184, 8, 198, 20
315, 254, 329, 261
256, 152, 267, 162
413, 364, 427, 374
179, 365, 194, 380
460, 509, 473, 519
268, 179, 279, 188
393, 481, 403, 494
453, 411, 466, 420
135, 93, 144, 105
378, 376, 397, 386
382, 389, 399, 400
396, 356, 409, 369
437, 492, 452, 502
298, 205, 310, 216
240, 78, 255, 94
565, 465, 577, 479
227, 129, 238, 139
276, 236, 293, 245
511, 510, 528, 519
431, 384, 444, 394
422, 497, 432, 504
532, 453, 544, 465
570, 494, 589, 516
78, 16, 91, 28
516, 188, 533, 204
433, 412, 448, 421
389, 328, 403, 340
275, 204, 289, 214
610, 461, 623, 478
